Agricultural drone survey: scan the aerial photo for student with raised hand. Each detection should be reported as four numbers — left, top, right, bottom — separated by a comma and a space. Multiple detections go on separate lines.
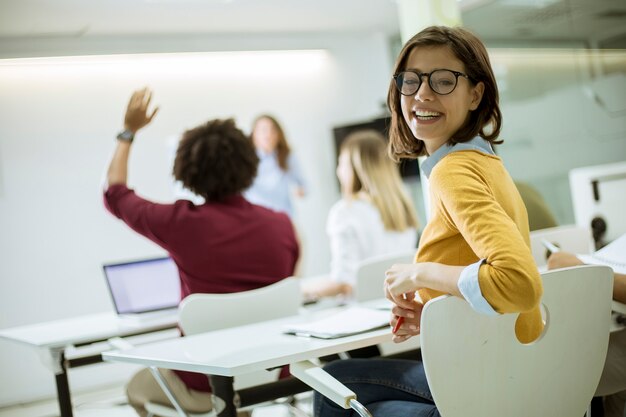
104, 88, 299, 417
244, 114, 307, 218
302, 130, 419, 300
314, 26, 543, 417
547, 250, 626, 417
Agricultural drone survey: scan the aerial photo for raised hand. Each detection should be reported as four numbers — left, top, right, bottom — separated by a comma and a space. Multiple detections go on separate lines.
124, 87, 159, 133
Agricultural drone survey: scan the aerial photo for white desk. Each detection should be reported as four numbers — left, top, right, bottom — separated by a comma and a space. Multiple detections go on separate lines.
103, 305, 395, 417
0, 312, 178, 417
613, 301, 626, 332
613, 301, 626, 316
103, 297, 626, 417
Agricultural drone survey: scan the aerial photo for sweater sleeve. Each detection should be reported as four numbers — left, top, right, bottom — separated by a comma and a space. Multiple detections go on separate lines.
103, 184, 180, 249
431, 156, 542, 314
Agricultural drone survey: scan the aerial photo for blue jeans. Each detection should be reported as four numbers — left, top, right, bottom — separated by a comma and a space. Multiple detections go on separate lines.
313, 358, 441, 417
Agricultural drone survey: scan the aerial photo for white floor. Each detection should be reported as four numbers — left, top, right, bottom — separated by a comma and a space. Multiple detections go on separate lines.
0, 384, 313, 417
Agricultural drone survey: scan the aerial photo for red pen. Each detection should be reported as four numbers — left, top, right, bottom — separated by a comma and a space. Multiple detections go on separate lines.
392, 293, 407, 333
392, 316, 404, 333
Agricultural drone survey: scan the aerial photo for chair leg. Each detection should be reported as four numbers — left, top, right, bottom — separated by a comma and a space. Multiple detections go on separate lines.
148, 366, 190, 417
590, 396, 605, 417
349, 399, 373, 417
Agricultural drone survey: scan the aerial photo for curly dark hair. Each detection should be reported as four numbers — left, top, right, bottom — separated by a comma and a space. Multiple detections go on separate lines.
172, 118, 258, 202
387, 25, 503, 160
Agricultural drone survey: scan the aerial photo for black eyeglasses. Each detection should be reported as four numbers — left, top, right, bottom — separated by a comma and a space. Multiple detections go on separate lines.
393, 69, 470, 96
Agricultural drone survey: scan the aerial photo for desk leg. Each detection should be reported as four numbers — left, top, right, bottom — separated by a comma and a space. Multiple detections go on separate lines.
54, 351, 73, 417
209, 376, 236, 417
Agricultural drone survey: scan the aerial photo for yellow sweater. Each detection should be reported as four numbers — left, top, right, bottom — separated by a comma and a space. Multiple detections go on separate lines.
417, 150, 543, 343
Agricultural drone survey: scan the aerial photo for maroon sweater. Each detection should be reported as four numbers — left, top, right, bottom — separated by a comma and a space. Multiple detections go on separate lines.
104, 184, 299, 391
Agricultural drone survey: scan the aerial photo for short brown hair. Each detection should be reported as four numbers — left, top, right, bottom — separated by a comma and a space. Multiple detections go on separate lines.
387, 25, 503, 160
173, 119, 258, 202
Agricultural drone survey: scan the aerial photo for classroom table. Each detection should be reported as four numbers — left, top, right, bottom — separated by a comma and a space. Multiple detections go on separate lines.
103, 303, 395, 417
0, 312, 179, 417
3, 299, 624, 417
613, 300, 626, 330
103, 297, 626, 417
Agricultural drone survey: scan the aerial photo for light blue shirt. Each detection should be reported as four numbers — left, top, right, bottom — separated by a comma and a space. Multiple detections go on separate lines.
422, 137, 499, 316
244, 150, 307, 218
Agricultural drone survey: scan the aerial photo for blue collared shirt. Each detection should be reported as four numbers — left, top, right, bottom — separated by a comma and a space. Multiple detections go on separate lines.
422, 137, 499, 316
244, 150, 307, 218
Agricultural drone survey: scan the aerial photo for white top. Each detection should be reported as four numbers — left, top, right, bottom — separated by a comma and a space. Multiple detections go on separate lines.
244, 151, 306, 218
327, 198, 417, 286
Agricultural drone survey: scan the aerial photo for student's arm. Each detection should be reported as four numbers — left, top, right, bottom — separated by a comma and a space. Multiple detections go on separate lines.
103, 88, 175, 248
548, 251, 626, 303
386, 157, 542, 316
301, 202, 356, 300
546, 251, 584, 269
385, 263, 464, 309
614, 273, 626, 304
107, 88, 159, 186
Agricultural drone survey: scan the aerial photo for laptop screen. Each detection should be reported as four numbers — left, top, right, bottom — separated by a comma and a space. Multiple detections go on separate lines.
103, 257, 181, 314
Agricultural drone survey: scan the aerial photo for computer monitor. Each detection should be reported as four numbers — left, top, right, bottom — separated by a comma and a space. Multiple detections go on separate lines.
332, 116, 420, 180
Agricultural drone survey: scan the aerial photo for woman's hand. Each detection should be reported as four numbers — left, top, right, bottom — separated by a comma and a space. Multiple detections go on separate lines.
384, 263, 421, 309
389, 301, 423, 343
124, 87, 159, 133
300, 279, 351, 301
547, 252, 584, 270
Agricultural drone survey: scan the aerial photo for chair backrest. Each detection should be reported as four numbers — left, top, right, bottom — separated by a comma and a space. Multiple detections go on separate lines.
178, 277, 301, 335
420, 265, 613, 417
529, 224, 594, 268
354, 251, 415, 302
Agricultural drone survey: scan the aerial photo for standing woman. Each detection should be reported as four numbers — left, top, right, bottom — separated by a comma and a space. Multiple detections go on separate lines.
302, 130, 419, 300
314, 26, 543, 417
244, 115, 307, 218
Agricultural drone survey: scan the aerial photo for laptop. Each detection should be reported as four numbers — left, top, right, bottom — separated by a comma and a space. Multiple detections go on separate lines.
102, 256, 181, 321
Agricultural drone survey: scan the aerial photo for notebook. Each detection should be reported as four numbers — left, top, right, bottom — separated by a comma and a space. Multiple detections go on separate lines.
578, 234, 626, 274
283, 306, 391, 339
102, 256, 181, 319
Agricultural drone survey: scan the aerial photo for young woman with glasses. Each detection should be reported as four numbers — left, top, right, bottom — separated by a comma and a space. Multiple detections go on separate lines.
314, 25, 543, 417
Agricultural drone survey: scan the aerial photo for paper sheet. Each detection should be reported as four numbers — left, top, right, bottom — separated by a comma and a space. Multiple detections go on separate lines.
578, 234, 626, 274
283, 307, 391, 339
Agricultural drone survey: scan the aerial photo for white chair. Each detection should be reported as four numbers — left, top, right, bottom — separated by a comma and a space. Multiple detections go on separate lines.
354, 251, 415, 303
354, 251, 420, 357
529, 224, 594, 268
145, 277, 302, 417
292, 265, 614, 417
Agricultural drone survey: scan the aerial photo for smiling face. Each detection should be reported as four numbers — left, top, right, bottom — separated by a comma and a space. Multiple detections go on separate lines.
400, 46, 484, 155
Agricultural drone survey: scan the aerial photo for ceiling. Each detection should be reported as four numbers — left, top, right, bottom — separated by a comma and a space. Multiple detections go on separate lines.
0, 0, 624, 49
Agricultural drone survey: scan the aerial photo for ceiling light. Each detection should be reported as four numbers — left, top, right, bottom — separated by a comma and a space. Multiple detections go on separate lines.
500, 0, 561, 8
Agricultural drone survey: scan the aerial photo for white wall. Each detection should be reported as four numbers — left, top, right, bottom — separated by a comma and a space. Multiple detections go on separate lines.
491, 49, 626, 224
0, 32, 394, 406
